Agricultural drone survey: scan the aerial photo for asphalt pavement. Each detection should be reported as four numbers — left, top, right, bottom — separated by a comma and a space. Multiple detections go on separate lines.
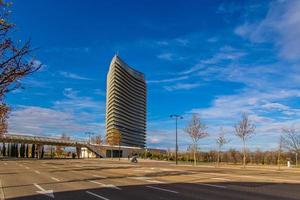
0, 158, 299, 200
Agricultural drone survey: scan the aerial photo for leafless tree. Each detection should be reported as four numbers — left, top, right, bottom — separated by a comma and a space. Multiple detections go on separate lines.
91, 134, 103, 145
282, 127, 300, 166
56, 133, 70, 157
185, 114, 208, 165
216, 127, 230, 167
281, 128, 300, 153
277, 135, 284, 170
0, 102, 9, 135
234, 113, 256, 168
106, 128, 121, 159
0, 2, 40, 134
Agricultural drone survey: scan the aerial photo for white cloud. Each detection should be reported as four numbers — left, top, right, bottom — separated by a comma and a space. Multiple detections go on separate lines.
8, 88, 104, 137
164, 83, 200, 91
157, 53, 174, 61
147, 76, 188, 84
235, 0, 300, 61
180, 46, 246, 75
59, 71, 92, 80
190, 89, 300, 121
55, 88, 102, 111
261, 102, 289, 111
175, 38, 189, 46
180, 63, 203, 75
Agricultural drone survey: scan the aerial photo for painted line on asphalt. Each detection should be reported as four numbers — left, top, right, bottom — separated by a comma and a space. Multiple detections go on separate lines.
51, 177, 60, 182
33, 183, 54, 198
130, 177, 166, 184
0, 180, 5, 200
33, 183, 45, 191
34, 170, 41, 174
198, 183, 227, 189
86, 191, 110, 200
88, 181, 121, 190
93, 175, 107, 179
145, 179, 166, 184
146, 186, 178, 194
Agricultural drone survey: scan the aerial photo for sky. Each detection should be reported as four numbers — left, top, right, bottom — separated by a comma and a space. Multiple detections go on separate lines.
6, 0, 300, 151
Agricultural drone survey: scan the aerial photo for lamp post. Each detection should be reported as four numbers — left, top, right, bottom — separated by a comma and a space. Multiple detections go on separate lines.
170, 114, 183, 165
85, 132, 95, 144
85, 132, 94, 158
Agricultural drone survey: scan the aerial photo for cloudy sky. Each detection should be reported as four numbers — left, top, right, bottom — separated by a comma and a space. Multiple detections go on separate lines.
6, 0, 300, 151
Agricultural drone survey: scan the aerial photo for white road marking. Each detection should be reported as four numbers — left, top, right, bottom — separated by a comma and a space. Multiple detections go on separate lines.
211, 177, 231, 181
146, 180, 165, 184
86, 191, 110, 200
33, 183, 54, 198
88, 181, 121, 190
130, 177, 165, 184
146, 186, 178, 194
51, 177, 60, 182
0, 180, 5, 200
34, 170, 41, 174
198, 183, 227, 189
93, 175, 107, 178
130, 177, 149, 180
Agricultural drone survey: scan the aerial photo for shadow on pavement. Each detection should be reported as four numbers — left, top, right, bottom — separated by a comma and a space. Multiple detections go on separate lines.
6, 182, 300, 200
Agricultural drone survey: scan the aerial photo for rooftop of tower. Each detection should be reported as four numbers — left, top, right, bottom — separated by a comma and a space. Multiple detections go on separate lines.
110, 55, 145, 82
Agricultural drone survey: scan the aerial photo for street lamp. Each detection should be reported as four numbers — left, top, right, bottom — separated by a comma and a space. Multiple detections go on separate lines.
85, 132, 95, 144
170, 114, 183, 165
85, 132, 95, 158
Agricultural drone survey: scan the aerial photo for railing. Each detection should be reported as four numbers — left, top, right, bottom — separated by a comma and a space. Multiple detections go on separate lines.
0, 134, 87, 146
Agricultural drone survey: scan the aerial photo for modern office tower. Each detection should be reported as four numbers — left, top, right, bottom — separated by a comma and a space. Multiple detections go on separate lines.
105, 55, 146, 148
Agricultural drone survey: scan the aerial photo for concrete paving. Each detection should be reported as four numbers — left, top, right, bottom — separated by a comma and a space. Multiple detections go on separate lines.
0, 159, 299, 200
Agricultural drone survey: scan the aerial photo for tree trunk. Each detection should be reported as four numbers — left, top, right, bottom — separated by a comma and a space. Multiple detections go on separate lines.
277, 149, 281, 170
2, 143, 5, 156
243, 139, 246, 168
217, 149, 220, 167
193, 150, 196, 166
193, 143, 197, 166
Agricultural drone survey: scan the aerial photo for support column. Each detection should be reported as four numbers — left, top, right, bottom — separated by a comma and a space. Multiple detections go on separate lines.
36, 144, 41, 159
76, 146, 81, 159
31, 144, 36, 158
41, 145, 44, 159
25, 144, 29, 158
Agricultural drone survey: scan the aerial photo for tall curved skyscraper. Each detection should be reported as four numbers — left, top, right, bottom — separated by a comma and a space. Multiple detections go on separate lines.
105, 55, 146, 148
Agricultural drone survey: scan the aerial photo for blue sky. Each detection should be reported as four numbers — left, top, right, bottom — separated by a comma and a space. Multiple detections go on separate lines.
6, 0, 300, 151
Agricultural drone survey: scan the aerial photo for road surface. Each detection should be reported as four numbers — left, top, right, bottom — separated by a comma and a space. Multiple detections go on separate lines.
0, 159, 299, 200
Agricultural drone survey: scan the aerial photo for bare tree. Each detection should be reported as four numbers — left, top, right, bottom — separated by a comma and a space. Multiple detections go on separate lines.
56, 133, 70, 157
91, 134, 103, 145
106, 128, 121, 159
216, 127, 230, 167
0, 2, 40, 134
277, 135, 284, 170
282, 127, 300, 166
185, 114, 208, 165
0, 103, 9, 135
234, 113, 256, 168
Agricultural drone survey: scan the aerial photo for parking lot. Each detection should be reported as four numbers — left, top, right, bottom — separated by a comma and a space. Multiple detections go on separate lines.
0, 159, 300, 200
